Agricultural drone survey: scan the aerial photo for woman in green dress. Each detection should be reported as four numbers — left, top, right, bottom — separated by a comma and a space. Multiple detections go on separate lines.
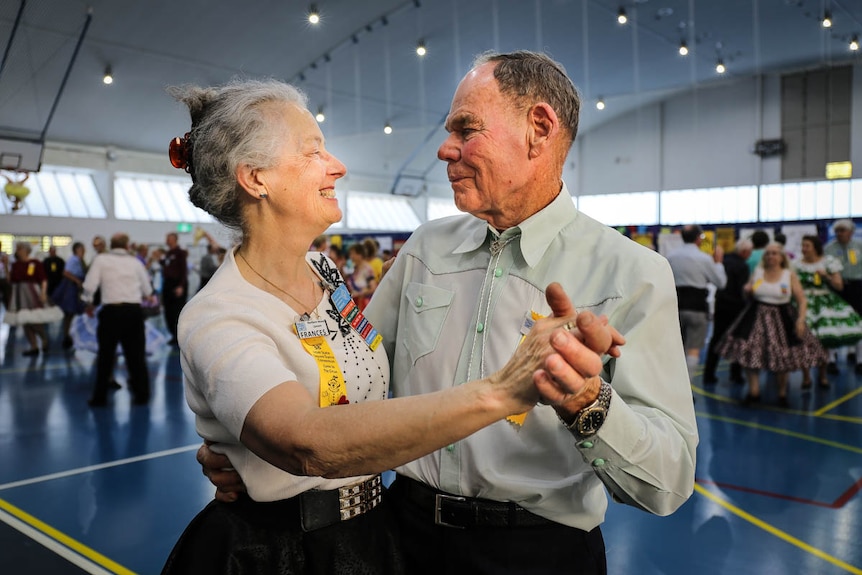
793, 234, 862, 388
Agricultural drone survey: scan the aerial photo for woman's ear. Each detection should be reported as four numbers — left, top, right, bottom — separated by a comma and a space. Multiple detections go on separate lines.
236, 164, 268, 199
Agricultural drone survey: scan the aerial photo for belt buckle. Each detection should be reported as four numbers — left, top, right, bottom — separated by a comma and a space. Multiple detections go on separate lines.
434, 493, 468, 529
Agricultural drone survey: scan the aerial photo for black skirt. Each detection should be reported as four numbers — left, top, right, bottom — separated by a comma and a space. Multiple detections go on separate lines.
161, 492, 404, 575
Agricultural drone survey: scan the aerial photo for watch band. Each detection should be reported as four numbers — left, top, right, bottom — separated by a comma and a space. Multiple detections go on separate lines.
558, 380, 612, 432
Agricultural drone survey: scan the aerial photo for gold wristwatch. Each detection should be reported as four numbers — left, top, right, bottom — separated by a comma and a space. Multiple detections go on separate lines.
562, 381, 612, 438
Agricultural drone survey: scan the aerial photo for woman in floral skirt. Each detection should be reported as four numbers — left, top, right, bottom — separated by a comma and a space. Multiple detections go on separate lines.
719, 242, 828, 407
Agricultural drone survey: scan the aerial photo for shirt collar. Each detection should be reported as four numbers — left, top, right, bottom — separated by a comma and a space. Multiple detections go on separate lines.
452, 182, 577, 268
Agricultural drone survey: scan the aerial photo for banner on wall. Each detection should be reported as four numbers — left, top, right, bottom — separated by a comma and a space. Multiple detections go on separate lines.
631, 233, 655, 250
780, 224, 817, 260
699, 230, 716, 255
715, 227, 736, 254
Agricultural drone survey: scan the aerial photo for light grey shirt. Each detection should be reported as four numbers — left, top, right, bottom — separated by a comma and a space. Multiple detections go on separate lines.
824, 238, 862, 281
82, 248, 153, 304
366, 185, 698, 531
667, 243, 727, 290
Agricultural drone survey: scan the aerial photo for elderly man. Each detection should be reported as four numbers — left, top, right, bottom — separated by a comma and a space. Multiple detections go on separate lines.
82, 233, 155, 407
703, 238, 753, 384
667, 224, 726, 382
160, 232, 188, 345
201, 51, 697, 574
824, 218, 862, 371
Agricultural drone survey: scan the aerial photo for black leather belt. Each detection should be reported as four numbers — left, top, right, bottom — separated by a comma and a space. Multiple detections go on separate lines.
299, 474, 383, 532
395, 475, 552, 529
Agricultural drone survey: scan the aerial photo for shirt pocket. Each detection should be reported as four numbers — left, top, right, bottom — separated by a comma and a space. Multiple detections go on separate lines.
403, 282, 453, 365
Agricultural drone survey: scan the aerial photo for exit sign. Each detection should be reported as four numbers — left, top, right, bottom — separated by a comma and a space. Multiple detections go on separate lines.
176, 222, 193, 233
825, 161, 852, 180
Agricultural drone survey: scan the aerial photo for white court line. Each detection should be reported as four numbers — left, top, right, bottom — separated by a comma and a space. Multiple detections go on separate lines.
0, 507, 115, 575
0, 444, 200, 491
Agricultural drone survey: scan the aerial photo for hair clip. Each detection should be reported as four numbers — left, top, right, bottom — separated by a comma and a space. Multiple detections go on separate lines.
169, 132, 192, 173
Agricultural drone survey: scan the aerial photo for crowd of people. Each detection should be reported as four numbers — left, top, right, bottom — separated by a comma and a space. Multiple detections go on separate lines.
672, 221, 862, 407
1, 233, 197, 406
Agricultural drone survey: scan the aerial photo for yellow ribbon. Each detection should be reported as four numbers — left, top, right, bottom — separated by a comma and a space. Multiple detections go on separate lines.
507, 311, 546, 426
297, 332, 349, 407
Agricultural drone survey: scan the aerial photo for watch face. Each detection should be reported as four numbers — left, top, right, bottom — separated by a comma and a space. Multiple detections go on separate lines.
578, 408, 606, 436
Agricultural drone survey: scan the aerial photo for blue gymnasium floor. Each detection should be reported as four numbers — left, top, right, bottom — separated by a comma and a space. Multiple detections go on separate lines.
1, 318, 861, 575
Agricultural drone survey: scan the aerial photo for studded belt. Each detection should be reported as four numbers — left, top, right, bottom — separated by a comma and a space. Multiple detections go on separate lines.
299, 475, 383, 532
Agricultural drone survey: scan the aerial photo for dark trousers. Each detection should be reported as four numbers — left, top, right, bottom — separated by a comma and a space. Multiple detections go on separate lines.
704, 301, 745, 380
93, 304, 150, 403
386, 476, 607, 575
0, 278, 10, 309
162, 280, 187, 339
839, 279, 862, 316
162, 496, 403, 575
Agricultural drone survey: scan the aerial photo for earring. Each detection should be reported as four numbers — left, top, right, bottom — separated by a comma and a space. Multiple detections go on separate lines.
259, 192, 268, 199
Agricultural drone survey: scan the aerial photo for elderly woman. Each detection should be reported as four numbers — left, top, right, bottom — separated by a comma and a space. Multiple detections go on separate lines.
161, 79, 608, 574
4, 242, 62, 355
719, 242, 828, 407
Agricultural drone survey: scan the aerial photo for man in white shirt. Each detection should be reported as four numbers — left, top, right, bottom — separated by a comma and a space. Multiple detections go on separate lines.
667, 224, 727, 382
82, 233, 156, 407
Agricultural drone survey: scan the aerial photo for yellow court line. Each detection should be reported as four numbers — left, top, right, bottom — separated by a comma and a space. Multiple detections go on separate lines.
815, 386, 862, 417
695, 411, 862, 454
694, 483, 862, 574
692, 384, 862, 425
0, 497, 136, 575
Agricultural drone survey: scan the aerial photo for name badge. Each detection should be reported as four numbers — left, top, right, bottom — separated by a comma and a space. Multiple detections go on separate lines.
520, 312, 536, 336
295, 319, 329, 340
511, 310, 547, 427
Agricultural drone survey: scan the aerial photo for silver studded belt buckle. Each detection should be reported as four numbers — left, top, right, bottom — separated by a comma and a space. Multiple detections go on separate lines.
338, 475, 382, 521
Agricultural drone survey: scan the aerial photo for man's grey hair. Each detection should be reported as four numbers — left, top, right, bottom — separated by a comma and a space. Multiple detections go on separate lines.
735, 238, 753, 253
473, 51, 581, 149
833, 218, 856, 232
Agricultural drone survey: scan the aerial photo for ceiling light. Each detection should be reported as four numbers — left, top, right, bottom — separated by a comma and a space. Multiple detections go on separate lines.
715, 59, 726, 74
678, 40, 688, 56
102, 66, 113, 85
596, 98, 605, 111
315, 107, 325, 123
308, 4, 320, 25
821, 11, 832, 28
416, 40, 427, 57
850, 35, 859, 51
617, 7, 627, 25
383, 122, 393, 135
